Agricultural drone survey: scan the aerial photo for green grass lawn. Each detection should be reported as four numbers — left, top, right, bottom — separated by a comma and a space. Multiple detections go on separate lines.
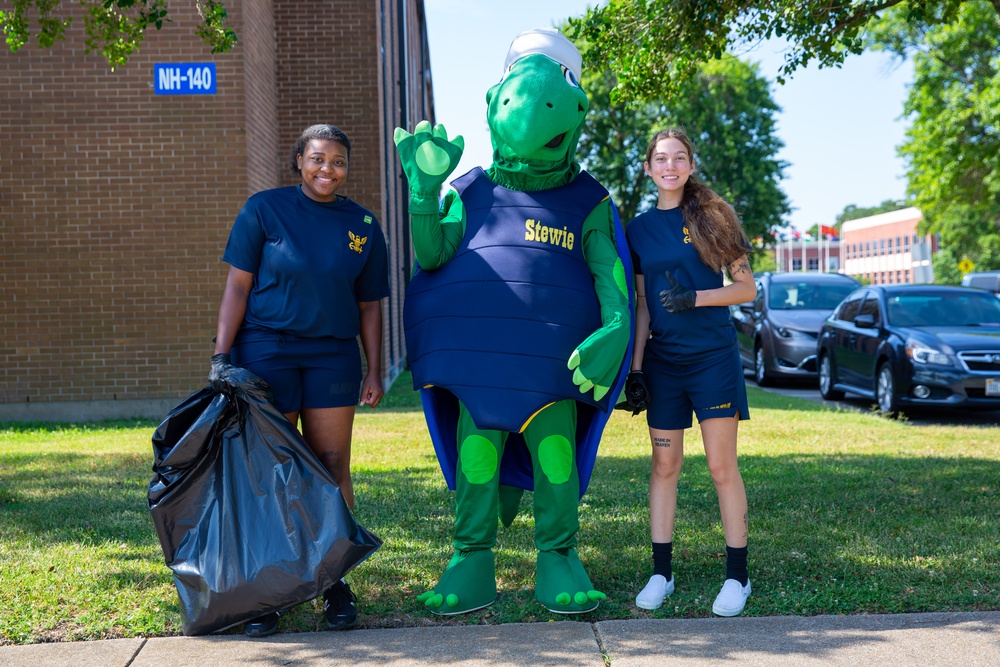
1, 374, 998, 644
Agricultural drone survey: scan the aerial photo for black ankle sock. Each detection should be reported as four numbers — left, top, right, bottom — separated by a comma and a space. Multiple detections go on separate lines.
725, 544, 749, 586
652, 541, 673, 580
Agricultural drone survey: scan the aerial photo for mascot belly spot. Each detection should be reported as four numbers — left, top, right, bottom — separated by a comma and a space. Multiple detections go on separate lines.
394, 27, 634, 615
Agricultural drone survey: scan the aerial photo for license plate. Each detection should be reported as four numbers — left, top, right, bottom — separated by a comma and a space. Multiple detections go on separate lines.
988, 378, 1000, 396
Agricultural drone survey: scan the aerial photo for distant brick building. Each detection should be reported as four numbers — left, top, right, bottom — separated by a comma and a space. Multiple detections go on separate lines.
774, 239, 842, 273
840, 207, 938, 284
0, 0, 432, 421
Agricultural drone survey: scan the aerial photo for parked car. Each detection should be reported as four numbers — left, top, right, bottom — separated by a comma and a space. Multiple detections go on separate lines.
732, 272, 861, 386
961, 270, 1000, 295
817, 284, 1000, 414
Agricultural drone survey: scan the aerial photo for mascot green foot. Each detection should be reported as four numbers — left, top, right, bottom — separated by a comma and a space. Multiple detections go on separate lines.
417, 549, 497, 615
535, 548, 606, 614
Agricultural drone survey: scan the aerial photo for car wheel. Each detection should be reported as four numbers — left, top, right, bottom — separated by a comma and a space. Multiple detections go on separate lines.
876, 361, 900, 415
754, 345, 773, 387
818, 353, 845, 400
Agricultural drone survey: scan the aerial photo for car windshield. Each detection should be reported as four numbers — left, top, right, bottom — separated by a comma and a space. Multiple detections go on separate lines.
886, 293, 1000, 327
768, 282, 856, 310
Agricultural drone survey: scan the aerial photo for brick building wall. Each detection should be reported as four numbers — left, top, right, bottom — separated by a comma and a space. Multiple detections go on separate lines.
243, 0, 281, 195
378, 0, 434, 381
0, 0, 432, 421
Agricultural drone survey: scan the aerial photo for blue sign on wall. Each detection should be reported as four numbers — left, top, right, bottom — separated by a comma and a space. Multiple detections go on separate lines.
154, 63, 217, 95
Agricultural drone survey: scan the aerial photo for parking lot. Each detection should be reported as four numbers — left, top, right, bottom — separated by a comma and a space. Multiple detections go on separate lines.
749, 373, 1000, 427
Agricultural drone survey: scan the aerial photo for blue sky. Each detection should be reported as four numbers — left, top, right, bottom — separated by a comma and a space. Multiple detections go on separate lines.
423, 0, 913, 232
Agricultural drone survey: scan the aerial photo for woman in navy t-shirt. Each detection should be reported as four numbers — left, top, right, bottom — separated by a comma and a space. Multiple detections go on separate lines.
211, 124, 390, 637
625, 128, 757, 617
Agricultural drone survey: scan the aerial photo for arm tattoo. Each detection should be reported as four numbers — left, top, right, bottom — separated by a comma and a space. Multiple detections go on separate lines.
653, 436, 671, 448
731, 258, 751, 277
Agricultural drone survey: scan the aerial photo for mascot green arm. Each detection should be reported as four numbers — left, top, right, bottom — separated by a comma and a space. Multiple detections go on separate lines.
568, 200, 631, 401
394, 121, 466, 270
411, 188, 467, 271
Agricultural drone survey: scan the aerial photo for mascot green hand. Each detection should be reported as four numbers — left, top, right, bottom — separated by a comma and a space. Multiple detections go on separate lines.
569, 251, 631, 400
393, 121, 464, 214
396, 27, 634, 617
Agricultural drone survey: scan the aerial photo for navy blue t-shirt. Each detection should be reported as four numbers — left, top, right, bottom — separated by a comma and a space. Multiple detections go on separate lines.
222, 186, 390, 339
627, 206, 742, 362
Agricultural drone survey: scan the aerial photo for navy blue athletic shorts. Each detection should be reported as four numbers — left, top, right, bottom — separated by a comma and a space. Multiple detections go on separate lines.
230, 329, 362, 413
642, 346, 750, 431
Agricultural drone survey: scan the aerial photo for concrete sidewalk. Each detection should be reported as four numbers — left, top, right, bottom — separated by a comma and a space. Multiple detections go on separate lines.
2, 611, 998, 667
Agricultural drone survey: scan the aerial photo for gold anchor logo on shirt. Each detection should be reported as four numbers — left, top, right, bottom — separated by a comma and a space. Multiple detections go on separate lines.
683, 226, 691, 244
349, 231, 368, 253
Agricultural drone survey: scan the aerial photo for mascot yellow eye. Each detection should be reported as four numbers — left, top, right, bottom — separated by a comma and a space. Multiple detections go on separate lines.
561, 65, 579, 88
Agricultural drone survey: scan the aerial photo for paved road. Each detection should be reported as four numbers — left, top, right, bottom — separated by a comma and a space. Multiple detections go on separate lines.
746, 373, 1000, 427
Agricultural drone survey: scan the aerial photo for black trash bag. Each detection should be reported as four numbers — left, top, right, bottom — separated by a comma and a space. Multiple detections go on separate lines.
148, 367, 382, 636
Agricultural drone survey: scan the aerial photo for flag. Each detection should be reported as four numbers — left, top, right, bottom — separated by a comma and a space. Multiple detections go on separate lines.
820, 225, 839, 239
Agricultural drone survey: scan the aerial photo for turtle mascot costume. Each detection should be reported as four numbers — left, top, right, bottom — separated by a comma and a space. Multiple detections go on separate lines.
394, 27, 634, 615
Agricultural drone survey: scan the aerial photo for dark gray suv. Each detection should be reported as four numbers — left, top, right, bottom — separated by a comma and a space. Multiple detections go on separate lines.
732, 272, 861, 386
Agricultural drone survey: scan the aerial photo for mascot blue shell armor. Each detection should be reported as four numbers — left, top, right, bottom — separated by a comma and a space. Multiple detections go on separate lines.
394, 27, 634, 615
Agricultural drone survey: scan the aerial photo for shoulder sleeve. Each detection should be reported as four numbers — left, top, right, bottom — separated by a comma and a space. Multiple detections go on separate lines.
355, 216, 390, 302
221, 196, 265, 273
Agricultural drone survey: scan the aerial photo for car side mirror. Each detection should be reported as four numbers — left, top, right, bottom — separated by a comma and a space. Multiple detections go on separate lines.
854, 313, 877, 328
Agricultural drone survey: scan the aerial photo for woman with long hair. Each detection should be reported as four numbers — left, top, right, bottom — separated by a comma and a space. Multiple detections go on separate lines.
624, 128, 757, 616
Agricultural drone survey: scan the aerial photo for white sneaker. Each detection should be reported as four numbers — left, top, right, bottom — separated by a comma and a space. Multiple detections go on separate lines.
635, 574, 675, 610
712, 578, 751, 616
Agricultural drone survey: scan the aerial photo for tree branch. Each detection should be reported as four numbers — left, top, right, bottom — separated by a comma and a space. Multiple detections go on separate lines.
830, 0, 910, 33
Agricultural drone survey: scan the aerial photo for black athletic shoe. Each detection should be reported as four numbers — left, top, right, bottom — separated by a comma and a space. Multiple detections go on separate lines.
323, 580, 358, 630
244, 611, 280, 638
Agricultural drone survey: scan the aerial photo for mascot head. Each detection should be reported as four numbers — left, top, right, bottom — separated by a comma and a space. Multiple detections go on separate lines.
486, 28, 589, 169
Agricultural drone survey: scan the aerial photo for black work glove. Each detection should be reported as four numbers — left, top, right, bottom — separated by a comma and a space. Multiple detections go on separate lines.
615, 370, 650, 415
209, 352, 237, 391
659, 270, 697, 313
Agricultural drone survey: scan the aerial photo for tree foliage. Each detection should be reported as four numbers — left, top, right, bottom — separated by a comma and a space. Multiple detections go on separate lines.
867, 0, 1000, 274
567, 0, 992, 104
750, 250, 778, 273
1, 0, 237, 68
835, 199, 908, 226
578, 54, 790, 248
567, 0, 999, 277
